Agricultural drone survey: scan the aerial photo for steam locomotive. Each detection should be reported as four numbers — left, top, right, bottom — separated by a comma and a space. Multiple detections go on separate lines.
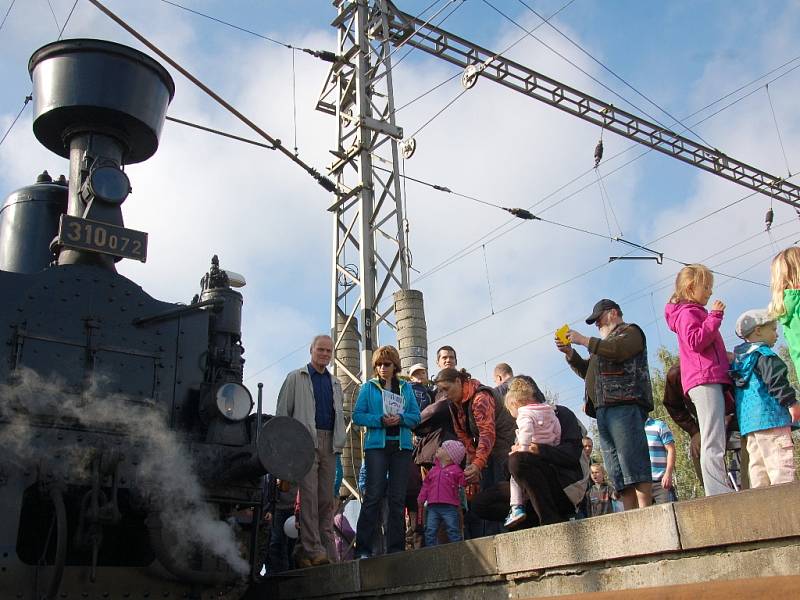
0, 39, 314, 599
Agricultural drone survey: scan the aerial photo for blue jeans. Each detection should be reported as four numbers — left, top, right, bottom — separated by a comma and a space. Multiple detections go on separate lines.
597, 404, 651, 491
356, 443, 411, 555
425, 504, 461, 546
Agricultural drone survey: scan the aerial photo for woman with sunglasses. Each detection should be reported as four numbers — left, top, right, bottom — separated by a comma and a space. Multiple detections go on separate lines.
353, 345, 421, 558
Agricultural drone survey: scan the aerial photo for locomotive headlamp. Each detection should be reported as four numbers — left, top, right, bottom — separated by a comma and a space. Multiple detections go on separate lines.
214, 382, 253, 421
85, 165, 131, 204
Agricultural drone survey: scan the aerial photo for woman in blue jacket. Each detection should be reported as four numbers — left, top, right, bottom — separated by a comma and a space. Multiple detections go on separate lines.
353, 345, 421, 557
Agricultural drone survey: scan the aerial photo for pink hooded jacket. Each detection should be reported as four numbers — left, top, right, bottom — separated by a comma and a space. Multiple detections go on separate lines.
664, 302, 731, 393
516, 403, 561, 447
417, 459, 466, 507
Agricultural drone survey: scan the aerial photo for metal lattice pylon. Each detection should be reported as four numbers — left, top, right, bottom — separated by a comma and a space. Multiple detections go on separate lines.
317, 0, 411, 494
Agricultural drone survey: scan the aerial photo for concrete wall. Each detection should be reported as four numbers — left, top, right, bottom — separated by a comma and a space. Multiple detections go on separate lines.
254, 482, 800, 599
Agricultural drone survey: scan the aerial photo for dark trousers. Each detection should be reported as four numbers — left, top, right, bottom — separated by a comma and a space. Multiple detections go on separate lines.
465, 452, 508, 538
356, 444, 412, 555
268, 508, 296, 573
508, 452, 574, 525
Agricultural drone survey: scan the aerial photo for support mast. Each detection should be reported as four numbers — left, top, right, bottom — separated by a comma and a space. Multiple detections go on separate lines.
317, 0, 413, 493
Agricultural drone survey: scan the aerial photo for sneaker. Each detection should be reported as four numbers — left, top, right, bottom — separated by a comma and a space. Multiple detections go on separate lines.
504, 505, 527, 528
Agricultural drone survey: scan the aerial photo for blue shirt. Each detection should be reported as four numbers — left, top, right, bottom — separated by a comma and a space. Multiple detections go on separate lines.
308, 363, 335, 431
645, 418, 674, 481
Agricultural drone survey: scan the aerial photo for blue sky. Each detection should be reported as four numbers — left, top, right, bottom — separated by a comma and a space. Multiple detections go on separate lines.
1, 1, 799, 421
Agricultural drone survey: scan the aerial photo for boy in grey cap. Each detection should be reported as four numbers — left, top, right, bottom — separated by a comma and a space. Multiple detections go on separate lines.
730, 309, 800, 488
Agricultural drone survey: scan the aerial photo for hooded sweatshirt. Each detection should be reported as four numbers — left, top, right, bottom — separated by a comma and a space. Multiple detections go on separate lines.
664, 302, 731, 393
730, 341, 796, 436
778, 289, 800, 377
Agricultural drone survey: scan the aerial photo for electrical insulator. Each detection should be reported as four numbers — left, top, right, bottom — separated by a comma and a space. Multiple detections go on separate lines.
504, 208, 537, 220
594, 140, 604, 168
765, 207, 774, 232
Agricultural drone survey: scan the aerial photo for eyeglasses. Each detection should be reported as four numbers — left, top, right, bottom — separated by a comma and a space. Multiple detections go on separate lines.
376, 362, 394, 368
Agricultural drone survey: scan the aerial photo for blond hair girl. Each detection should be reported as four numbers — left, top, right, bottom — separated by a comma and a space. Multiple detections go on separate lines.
664, 263, 732, 496
769, 247, 800, 318
668, 263, 714, 304
769, 247, 800, 377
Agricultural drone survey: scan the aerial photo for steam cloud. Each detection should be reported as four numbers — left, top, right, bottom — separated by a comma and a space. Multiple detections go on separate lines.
0, 367, 250, 577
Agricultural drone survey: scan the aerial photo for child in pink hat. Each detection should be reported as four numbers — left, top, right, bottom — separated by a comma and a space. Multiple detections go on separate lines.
416, 440, 466, 546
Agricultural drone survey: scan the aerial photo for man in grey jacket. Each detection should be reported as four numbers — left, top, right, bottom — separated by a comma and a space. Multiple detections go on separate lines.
276, 335, 346, 566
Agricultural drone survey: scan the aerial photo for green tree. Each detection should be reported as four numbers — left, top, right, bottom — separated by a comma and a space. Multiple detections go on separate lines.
649, 347, 704, 500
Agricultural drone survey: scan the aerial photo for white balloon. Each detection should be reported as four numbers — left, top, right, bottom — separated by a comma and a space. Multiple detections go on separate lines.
283, 515, 299, 539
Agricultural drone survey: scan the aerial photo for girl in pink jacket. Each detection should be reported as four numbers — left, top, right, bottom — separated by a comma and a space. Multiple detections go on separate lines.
417, 440, 466, 546
664, 264, 732, 496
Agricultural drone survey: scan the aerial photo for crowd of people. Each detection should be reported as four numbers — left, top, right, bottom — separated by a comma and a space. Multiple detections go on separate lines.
264, 246, 800, 571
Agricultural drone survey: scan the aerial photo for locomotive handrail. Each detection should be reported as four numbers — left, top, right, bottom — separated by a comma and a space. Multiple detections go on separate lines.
42, 485, 67, 600
132, 297, 223, 326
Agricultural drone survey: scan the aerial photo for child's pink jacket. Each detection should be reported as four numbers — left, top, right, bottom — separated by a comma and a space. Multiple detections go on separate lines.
417, 459, 466, 507
664, 302, 731, 393
516, 403, 561, 446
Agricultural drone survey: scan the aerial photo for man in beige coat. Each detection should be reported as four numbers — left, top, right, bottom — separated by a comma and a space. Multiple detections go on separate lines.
276, 335, 346, 566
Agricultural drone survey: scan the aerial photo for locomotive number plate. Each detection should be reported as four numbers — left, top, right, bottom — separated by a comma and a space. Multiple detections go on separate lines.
58, 215, 148, 262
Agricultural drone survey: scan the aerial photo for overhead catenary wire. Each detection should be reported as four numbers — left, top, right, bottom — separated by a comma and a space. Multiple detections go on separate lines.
481, 244, 495, 315
0, 0, 15, 34
514, 0, 713, 147
594, 166, 623, 236
87, 0, 337, 193
164, 116, 277, 149
244, 343, 308, 382
58, 0, 78, 40
157, 0, 333, 60
392, 0, 576, 117
382, 0, 463, 66
44, 0, 60, 32
466, 223, 800, 373
387, 0, 467, 78
376, 161, 789, 276
0, 0, 78, 150
0, 94, 31, 149
157, 61, 799, 348
404, 0, 576, 139
291, 49, 298, 155
480, 0, 708, 145
425, 176, 790, 346
411, 61, 800, 285
765, 83, 792, 178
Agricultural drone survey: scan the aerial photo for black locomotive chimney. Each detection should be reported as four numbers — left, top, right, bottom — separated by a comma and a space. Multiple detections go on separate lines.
28, 39, 174, 269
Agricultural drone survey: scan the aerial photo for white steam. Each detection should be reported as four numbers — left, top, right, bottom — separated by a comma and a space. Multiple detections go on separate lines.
0, 368, 250, 577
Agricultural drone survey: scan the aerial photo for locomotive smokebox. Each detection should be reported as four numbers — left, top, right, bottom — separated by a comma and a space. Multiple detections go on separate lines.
28, 39, 174, 269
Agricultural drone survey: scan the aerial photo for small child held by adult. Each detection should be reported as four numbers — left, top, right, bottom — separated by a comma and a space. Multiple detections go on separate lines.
665, 263, 733, 496
730, 309, 800, 488
503, 376, 561, 528
417, 440, 466, 546
584, 463, 616, 517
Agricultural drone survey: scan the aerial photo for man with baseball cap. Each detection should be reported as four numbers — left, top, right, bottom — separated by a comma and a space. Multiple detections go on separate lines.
555, 299, 654, 510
